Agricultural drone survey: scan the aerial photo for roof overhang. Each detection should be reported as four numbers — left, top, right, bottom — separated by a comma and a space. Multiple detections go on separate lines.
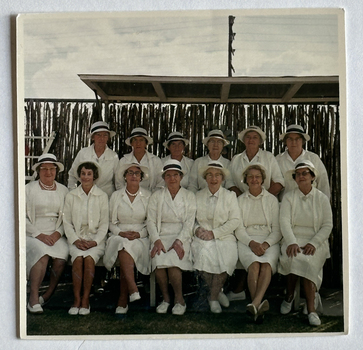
79, 74, 339, 104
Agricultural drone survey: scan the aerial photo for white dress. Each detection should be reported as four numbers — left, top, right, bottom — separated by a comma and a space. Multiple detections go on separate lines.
103, 188, 151, 275
235, 188, 281, 274
276, 149, 330, 200
26, 181, 69, 277
278, 187, 333, 289
187, 154, 230, 193
63, 185, 109, 264
225, 149, 285, 193
147, 187, 196, 271
67, 145, 119, 198
191, 187, 239, 275
115, 151, 164, 192
161, 155, 194, 189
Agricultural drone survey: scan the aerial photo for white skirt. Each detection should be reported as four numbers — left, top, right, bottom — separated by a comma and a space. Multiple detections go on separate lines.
151, 233, 193, 272
278, 227, 330, 289
26, 236, 69, 278
191, 237, 238, 275
69, 241, 106, 265
103, 235, 151, 275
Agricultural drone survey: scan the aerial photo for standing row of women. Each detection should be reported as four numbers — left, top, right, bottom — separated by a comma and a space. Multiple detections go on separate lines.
26, 121, 332, 328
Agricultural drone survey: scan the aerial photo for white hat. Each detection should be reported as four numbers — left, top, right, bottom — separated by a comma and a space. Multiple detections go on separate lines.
238, 126, 266, 144
32, 153, 64, 173
199, 160, 230, 179
89, 121, 116, 138
117, 162, 149, 181
125, 127, 153, 146
202, 129, 229, 147
163, 131, 189, 148
279, 124, 310, 142
76, 161, 102, 183
286, 160, 318, 180
162, 159, 187, 176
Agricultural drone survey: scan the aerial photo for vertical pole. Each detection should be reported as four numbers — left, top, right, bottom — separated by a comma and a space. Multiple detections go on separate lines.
228, 15, 236, 77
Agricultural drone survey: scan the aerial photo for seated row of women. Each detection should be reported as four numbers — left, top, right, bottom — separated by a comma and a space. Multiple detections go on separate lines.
26, 152, 332, 327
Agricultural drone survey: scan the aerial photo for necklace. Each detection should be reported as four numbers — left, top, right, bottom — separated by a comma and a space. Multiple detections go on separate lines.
125, 188, 139, 197
39, 180, 56, 191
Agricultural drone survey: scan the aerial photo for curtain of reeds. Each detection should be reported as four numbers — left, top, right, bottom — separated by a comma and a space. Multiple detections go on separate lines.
24, 99, 342, 287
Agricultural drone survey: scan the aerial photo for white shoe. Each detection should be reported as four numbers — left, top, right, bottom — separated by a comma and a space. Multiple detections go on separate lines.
246, 303, 257, 320
39, 296, 45, 306
172, 303, 186, 315
27, 303, 43, 314
79, 307, 90, 316
280, 292, 296, 315
209, 300, 222, 314
68, 307, 79, 315
218, 292, 230, 307
303, 292, 324, 315
115, 305, 128, 314
129, 292, 141, 302
227, 291, 246, 301
308, 312, 321, 326
156, 301, 170, 314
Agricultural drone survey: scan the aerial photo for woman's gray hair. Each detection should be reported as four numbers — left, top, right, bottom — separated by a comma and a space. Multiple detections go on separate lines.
243, 164, 266, 184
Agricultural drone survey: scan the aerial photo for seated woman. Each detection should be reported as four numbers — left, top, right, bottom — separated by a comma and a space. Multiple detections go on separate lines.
147, 159, 196, 315
63, 161, 109, 315
161, 131, 194, 189
235, 164, 281, 323
103, 163, 151, 315
26, 153, 69, 313
191, 161, 239, 313
278, 160, 333, 326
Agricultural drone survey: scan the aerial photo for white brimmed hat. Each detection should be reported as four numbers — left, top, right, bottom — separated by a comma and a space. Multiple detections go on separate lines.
162, 159, 187, 175
163, 131, 189, 148
279, 124, 310, 142
286, 160, 318, 180
76, 161, 103, 183
89, 121, 116, 138
238, 126, 266, 144
117, 162, 149, 181
32, 153, 64, 173
199, 160, 230, 178
202, 129, 229, 147
125, 127, 153, 146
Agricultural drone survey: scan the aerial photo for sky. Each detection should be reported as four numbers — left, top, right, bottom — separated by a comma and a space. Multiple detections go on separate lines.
19, 9, 340, 99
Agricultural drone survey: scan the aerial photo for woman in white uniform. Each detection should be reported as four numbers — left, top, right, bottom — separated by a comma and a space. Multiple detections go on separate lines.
68, 121, 119, 198
147, 159, 196, 315
235, 164, 281, 323
103, 162, 151, 315
188, 129, 230, 193
64, 161, 109, 316
275, 124, 330, 201
191, 161, 239, 313
115, 127, 164, 192
26, 153, 69, 314
278, 160, 333, 326
161, 131, 194, 189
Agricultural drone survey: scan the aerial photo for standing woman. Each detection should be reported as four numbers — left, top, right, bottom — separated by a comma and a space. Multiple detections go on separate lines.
26, 153, 69, 313
276, 124, 330, 200
68, 121, 119, 198
147, 159, 196, 315
161, 131, 194, 189
63, 161, 109, 315
103, 163, 151, 315
191, 161, 239, 313
278, 160, 333, 326
235, 164, 281, 323
115, 127, 164, 192
188, 129, 230, 193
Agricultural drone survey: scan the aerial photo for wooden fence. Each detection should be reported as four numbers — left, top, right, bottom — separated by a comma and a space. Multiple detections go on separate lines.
24, 99, 342, 287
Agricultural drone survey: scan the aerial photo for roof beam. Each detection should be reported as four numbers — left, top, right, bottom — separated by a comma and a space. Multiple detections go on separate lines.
281, 82, 304, 103
152, 82, 166, 101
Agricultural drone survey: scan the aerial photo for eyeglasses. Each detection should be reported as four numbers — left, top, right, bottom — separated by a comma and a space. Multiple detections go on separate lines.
126, 170, 142, 177
246, 175, 262, 179
94, 132, 109, 138
209, 139, 224, 145
286, 137, 302, 142
39, 167, 57, 172
295, 171, 311, 177
205, 173, 223, 179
